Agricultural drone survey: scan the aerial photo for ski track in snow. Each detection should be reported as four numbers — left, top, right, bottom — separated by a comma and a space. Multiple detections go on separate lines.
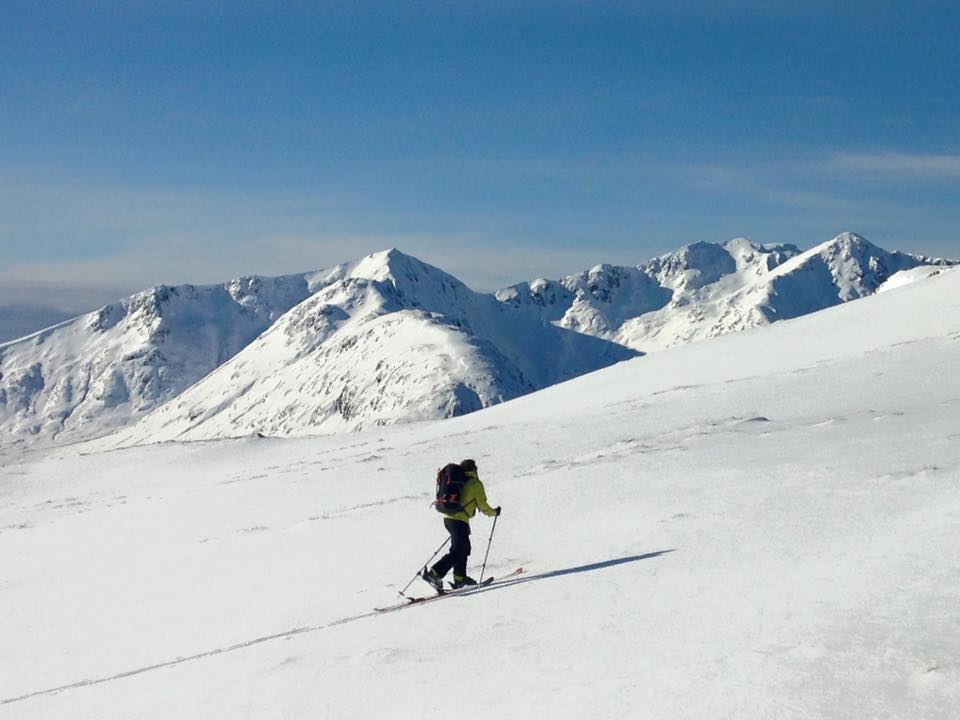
0, 613, 380, 706
0, 553, 674, 707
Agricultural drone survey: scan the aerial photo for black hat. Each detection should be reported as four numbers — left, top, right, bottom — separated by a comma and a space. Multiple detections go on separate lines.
460, 459, 477, 472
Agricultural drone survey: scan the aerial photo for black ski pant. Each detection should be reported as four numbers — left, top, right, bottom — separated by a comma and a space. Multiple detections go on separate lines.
432, 518, 471, 579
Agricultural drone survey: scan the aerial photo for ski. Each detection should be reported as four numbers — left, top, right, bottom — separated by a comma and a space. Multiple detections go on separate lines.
375, 567, 525, 613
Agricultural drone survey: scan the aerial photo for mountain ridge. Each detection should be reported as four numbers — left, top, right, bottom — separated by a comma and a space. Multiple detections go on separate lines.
0, 271, 319, 451
111, 249, 636, 445
500, 232, 954, 351
1, 234, 953, 452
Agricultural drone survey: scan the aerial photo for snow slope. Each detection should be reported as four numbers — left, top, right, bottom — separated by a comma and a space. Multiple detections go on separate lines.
878, 265, 953, 294
0, 274, 315, 452
1, 266, 957, 719
500, 232, 952, 351
112, 249, 636, 443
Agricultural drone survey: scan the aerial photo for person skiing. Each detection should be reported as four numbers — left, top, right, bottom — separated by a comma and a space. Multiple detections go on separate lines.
422, 458, 501, 590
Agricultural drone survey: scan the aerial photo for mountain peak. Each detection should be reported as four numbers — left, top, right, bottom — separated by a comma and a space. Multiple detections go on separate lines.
354, 247, 408, 273
310, 248, 477, 315
811, 231, 874, 256
835, 231, 867, 243
763, 232, 944, 313
321, 248, 459, 288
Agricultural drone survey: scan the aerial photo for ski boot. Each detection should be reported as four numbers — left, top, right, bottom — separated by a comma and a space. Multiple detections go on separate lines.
451, 575, 478, 589
421, 567, 444, 592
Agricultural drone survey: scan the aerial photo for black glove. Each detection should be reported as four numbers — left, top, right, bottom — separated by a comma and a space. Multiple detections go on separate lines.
495, 506, 502, 516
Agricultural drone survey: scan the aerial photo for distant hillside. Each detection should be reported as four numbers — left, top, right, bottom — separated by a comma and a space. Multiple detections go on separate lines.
0, 274, 316, 452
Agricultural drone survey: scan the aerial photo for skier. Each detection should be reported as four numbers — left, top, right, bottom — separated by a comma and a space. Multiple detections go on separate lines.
422, 458, 501, 590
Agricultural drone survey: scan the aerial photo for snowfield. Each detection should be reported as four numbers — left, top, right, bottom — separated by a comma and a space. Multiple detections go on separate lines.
1, 267, 958, 719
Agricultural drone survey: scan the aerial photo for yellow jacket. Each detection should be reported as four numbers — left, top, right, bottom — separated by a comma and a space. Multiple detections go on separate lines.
445, 471, 497, 523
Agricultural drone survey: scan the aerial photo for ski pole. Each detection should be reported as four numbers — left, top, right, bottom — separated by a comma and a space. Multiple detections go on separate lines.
478, 514, 499, 586
399, 535, 451, 598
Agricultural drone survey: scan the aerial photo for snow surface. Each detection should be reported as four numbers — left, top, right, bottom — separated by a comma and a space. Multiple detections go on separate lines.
1, 266, 958, 718
877, 266, 951, 294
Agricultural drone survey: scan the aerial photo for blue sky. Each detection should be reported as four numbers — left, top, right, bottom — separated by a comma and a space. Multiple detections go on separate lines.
2, 1, 959, 309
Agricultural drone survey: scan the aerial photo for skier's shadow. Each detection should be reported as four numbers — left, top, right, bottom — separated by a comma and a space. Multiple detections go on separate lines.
472, 549, 675, 596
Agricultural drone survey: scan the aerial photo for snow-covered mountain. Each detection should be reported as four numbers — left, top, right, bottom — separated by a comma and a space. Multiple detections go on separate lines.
498, 232, 952, 351
2, 265, 958, 719
0, 274, 315, 451
113, 249, 636, 444
2, 234, 951, 452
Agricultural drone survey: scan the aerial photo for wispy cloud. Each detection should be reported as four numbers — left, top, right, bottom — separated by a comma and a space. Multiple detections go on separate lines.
671, 161, 868, 213
830, 152, 960, 178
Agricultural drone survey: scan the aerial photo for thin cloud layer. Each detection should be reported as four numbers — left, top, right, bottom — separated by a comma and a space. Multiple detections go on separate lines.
831, 152, 960, 178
